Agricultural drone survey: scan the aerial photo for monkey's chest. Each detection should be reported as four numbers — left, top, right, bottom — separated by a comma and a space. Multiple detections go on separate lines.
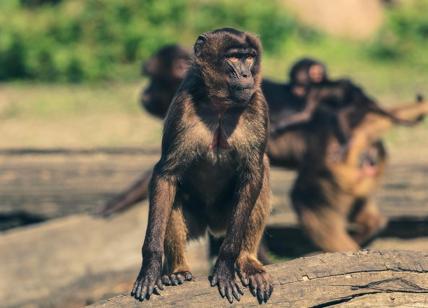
182, 157, 237, 205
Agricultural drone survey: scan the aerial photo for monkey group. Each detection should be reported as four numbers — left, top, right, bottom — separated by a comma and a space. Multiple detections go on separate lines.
95, 28, 427, 304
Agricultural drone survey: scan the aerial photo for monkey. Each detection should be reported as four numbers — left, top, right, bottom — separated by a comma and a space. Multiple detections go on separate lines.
140, 44, 191, 119
97, 57, 399, 215
288, 57, 328, 97
270, 60, 421, 145
291, 97, 428, 252
131, 28, 273, 304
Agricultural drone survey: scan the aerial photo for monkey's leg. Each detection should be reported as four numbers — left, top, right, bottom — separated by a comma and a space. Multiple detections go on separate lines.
96, 169, 152, 217
162, 204, 207, 286
236, 159, 273, 304
350, 199, 387, 247
297, 205, 360, 252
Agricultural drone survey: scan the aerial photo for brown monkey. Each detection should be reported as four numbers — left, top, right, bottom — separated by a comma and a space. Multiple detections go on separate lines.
141, 44, 191, 119
292, 98, 428, 252
271, 64, 421, 143
288, 57, 328, 97
131, 28, 273, 304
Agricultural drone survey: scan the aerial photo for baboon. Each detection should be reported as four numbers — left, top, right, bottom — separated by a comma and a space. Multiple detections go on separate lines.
271, 64, 421, 144
141, 44, 191, 119
292, 98, 428, 252
97, 56, 400, 214
288, 57, 328, 97
131, 28, 273, 304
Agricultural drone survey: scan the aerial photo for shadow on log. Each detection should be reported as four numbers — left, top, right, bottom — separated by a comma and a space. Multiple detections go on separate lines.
90, 250, 428, 307
265, 216, 428, 258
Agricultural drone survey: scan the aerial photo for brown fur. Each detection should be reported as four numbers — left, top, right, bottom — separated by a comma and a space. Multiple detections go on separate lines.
292, 99, 427, 252
131, 28, 273, 304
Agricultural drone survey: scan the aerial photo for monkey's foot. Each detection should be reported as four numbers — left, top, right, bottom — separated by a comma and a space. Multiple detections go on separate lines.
131, 258, 164, 301
209, 258, 244, 303
237, 256, 273, 304
161, 271, 193, 286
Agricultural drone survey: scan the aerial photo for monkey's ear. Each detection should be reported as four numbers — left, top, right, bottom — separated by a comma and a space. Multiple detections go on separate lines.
194, 35, 207, 57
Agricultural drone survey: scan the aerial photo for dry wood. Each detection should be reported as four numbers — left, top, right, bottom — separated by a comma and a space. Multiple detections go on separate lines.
91, 250, 428, 307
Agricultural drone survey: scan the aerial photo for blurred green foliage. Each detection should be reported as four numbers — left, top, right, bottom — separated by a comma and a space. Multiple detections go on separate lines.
0, 0, 426, 83
367, 0, 428, 64
0, 0, 311, 82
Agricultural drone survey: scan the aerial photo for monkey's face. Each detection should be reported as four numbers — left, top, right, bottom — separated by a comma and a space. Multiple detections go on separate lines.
223, 48, 257, 103
308, 64, 327, 84
193, 28, 262, 107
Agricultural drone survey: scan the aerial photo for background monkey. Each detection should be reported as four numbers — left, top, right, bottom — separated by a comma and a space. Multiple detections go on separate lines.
131, 28, 273, 304
291, 98, 427, 252
271, 59, 421, 142
140, 44, 191, 119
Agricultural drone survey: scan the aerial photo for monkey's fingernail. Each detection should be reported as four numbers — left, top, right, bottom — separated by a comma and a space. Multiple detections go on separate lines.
210, 275, 217, 286
219, 284, 226, 297
185, 272, 193, 280
250, 286, 257, 297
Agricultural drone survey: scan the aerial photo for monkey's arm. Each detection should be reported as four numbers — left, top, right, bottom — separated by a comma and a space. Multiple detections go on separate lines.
270, 92, 320, 135
131, 163, 177, 300
215, 157, 265, 263
345, 100, 428, 167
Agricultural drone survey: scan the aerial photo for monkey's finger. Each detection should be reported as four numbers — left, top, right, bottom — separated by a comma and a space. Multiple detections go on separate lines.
134, 282, 143, 300
156, 278, 164, 290
225, 284, 234, 304
231, 283, 241, 301
210, 275, 218, 287
237, 283, 244, 295
257, 287, 265, 304
249, 276, 257, 297
238, 271, 249, 286
161, 275, 171, 285
218, 281, 226, 298
139, 284, 147, 301
176, 273, 185, 284
147, 284, 154, 299
185, 272, 193, 281
130, 281, 138, 296
170, 274, 179, 286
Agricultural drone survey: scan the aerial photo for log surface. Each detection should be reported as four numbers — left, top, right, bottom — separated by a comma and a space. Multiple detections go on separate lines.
90, 250, 428, 307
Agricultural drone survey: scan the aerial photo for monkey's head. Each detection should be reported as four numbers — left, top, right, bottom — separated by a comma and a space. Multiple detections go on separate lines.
141, 44, 191, 118
289, 58, 328, 96
193, 28, 262, 107
142, 44, 191, 81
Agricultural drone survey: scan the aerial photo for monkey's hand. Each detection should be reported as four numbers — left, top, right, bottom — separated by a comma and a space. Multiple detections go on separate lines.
209, 257, 244, 303
131, 254, 164, 301
237, 256, 273, 304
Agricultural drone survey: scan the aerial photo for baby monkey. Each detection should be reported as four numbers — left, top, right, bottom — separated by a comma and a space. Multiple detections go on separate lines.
272, 58, 421, 146
131, 28, 273, 304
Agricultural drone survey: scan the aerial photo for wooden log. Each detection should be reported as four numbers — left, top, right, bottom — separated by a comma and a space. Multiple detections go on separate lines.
90, 250, 428, 307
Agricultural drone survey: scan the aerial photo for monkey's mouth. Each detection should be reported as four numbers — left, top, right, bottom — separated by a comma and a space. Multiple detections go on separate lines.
230, 85, 254, 103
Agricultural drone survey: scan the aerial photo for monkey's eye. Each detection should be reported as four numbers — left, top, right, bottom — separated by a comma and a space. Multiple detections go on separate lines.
227, 56, 240, 63
245, 56, 254, 65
